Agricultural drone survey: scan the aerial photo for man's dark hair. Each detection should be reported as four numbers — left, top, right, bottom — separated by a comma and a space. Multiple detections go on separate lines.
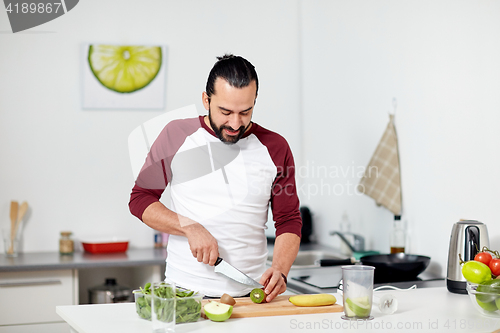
205, 54, 259, 100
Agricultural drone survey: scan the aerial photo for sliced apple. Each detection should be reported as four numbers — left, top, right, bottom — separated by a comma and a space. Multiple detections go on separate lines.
345, 296, 371, 318
204, 301, 233, 322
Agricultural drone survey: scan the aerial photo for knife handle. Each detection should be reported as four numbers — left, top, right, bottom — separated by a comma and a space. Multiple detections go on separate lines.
215, 257, 223, 266
318, 258, 354, 266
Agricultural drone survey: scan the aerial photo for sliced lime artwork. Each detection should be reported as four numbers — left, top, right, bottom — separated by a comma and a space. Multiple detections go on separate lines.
82, 44, 166, 109
88, 45, 162, 94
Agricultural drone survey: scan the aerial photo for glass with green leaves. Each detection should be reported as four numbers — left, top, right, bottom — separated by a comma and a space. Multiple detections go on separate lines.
152, 280, 176, 333
134, 283, 202, 323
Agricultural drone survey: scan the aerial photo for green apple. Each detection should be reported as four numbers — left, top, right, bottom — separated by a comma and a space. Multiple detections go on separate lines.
204, 301, 233, 322
495, 297, 500, 311
476, 298, 498, 312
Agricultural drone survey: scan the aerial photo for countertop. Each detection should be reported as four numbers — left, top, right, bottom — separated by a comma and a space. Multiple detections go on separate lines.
0, 248, 167, 272
56, 286, 500, 333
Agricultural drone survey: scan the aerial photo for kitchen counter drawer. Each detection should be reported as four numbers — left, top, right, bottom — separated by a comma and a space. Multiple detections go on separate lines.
0, 269, 77, 326
0, 322, 70, 333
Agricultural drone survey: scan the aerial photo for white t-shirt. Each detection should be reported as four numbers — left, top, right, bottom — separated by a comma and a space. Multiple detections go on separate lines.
130, 116, 301, 297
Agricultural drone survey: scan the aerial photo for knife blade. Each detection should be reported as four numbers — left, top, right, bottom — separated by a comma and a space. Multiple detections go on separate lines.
214, 257, 263, 288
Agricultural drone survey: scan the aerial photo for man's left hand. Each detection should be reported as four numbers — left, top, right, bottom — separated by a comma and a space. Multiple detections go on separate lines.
259, 267, 287, 302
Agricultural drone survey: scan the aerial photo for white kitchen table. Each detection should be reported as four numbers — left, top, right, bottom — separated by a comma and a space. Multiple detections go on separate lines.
56, 286, 500, 333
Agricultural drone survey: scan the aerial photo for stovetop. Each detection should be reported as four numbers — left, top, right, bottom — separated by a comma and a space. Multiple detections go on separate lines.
267, 243, 445, 294
287, 266, 445, 294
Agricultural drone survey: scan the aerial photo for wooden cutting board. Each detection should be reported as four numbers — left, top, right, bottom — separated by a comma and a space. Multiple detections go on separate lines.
202, 295, 343, 318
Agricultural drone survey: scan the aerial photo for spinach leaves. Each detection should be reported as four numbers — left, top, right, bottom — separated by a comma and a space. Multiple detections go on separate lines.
134, 282, 202, 323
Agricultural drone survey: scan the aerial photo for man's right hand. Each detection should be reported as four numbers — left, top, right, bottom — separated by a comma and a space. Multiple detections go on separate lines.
140, 202, 219, 265
183, 223, 219, 266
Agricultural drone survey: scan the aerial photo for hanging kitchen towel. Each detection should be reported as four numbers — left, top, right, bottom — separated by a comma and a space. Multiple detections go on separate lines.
358, 114, 402, 215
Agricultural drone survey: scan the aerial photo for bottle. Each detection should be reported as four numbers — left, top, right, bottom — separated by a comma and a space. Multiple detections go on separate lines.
59, 231, 74, 255
154, 231, 163, 248
339, 211, 351, 233
339, 211, 353, 255
390, 215, 405, 253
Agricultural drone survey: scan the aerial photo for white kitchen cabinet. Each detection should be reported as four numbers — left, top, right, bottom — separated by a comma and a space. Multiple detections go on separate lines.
0, 248, 167, 331
0, 269, 78, 332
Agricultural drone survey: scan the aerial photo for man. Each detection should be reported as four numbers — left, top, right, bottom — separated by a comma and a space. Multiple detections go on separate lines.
129, 54, 301, 302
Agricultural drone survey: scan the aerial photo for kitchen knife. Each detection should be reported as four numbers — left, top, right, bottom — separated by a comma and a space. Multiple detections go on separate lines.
214, 257, 264, 288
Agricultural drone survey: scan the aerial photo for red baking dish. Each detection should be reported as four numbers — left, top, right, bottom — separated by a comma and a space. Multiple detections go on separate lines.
81, 238, 129, 254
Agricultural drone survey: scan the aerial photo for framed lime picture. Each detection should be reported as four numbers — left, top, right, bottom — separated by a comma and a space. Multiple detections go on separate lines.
82, 44, 166, 109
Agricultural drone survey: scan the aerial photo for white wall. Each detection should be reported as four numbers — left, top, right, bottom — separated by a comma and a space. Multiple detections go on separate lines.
1, 0, 500, 277
300, 0, 500, 275
0, 0, 301, 251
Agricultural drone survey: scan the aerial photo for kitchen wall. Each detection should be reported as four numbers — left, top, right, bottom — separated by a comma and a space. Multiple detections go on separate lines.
299, 0, 500, 275
1, 0, 500, 275
0, 0, 302, 250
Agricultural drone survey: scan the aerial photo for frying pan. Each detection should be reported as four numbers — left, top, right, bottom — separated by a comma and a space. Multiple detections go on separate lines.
319, 253, 431, 282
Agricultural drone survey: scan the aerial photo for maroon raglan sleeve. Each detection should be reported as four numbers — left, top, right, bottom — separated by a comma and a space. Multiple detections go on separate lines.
255, 126, 302, 238
129, 186, 164, 221
128, 117, 202, 221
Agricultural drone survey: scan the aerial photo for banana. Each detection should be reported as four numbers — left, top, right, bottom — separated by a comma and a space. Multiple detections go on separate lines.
288, 294, 337, 307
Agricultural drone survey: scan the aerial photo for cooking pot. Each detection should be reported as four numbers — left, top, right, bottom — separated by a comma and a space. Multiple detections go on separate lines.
319, 253, 431, 282
88, 278, 133, 304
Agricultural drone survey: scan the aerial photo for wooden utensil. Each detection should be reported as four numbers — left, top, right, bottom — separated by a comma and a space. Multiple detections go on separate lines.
14, 201, 28, 233
8, 201, 19, 255
202, 294, 343, 318
8, 201, 28, 255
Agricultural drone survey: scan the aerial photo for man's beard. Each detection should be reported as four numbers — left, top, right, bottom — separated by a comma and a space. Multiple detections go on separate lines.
208, 108, 250, 144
